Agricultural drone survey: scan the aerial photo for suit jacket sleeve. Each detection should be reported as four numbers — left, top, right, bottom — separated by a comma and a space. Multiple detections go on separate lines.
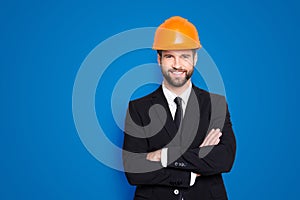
166, 96, 236, 176
122, 101, 191, 188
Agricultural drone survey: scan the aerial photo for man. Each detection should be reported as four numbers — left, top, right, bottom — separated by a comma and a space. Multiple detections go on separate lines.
123, 16, 236, 200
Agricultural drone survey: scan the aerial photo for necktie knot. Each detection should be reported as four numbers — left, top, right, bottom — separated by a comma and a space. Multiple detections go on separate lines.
174, 97, 182, 107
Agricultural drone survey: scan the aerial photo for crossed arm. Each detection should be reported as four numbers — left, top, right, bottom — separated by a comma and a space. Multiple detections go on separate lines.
123, 99, 236, 187
147, 128, 223, 177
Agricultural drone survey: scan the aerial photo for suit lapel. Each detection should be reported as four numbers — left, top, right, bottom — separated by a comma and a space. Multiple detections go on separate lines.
150, 85, 205, 141
180, 88, 201, 148
150, 86, 178, 139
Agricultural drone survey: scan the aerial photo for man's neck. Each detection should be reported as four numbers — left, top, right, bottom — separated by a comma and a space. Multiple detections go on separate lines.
163, 80, 191, 96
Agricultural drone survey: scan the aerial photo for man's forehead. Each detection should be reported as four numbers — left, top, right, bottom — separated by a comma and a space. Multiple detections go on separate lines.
162, 50, 194, 55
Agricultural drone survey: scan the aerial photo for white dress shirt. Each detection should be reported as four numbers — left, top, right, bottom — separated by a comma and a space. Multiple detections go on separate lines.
161, 82, 197, 186
162, 82, 192, 119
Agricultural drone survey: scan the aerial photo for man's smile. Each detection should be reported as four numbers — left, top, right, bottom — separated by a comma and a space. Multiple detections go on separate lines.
169, 69, 187, 77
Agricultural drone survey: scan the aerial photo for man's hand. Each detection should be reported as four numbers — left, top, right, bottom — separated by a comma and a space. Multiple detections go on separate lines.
195, 128, 222, 177
200, 128, 222, 147
146, 149, 162, 162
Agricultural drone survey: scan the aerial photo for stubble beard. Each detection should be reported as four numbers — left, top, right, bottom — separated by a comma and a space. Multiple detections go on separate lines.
162, 67, 194, 88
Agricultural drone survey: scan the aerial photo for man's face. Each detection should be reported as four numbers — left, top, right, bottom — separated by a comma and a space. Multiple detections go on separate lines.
158, 50, 197, 88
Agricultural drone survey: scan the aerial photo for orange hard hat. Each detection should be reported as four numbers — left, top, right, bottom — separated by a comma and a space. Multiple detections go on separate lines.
152, 16, 201, 50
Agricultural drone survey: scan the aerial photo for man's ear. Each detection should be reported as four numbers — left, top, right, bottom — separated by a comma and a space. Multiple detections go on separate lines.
193, 52, 198, 66
157, 53, 161, 66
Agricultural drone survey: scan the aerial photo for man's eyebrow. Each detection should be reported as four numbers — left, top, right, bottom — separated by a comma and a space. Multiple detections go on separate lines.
162, 53, 192, 57
181, 54, 191, 57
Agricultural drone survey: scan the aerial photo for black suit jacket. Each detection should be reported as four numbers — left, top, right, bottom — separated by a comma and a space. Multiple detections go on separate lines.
123, 85, 236, 200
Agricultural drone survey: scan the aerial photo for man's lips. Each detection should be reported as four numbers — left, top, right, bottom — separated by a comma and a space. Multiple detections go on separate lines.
169, 69, 187, 76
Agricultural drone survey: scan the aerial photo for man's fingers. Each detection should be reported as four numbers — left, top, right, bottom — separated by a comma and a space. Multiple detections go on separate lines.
203, 129, 216, 144
147, 153, 158, 161
146, 153, 152, 161
146, 150, 161, 162
200, 129, 215, 147
206, 128, 220, 145
210, 132, 222, 145
200, 128, 222, 147
200, 129, 213, 147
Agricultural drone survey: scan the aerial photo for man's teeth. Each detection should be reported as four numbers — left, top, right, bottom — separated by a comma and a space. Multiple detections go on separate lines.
172, 71, 184, 74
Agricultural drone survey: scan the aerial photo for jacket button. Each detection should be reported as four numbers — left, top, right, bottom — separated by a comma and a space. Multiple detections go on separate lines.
174, 189, 179, 195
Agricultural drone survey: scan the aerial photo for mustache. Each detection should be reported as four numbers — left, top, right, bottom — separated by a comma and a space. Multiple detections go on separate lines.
168, 68, 187, 73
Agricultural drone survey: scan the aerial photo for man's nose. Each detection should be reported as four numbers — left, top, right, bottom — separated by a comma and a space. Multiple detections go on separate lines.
173, 57, 182, 69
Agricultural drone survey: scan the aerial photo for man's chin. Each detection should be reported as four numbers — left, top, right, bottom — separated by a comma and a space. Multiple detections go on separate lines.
164, 74, 191, 88
169, 80, 188, 87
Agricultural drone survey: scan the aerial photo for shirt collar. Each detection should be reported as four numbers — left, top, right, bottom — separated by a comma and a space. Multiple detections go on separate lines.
162, 82, 192, 106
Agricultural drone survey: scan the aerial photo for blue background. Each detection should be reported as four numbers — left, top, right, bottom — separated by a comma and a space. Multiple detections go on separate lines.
1, 0, 300, 199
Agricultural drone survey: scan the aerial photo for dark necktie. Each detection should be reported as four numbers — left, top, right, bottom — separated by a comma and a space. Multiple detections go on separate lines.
174, 97, 183, 129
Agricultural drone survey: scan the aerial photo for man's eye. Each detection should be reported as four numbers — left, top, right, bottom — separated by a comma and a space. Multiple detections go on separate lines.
164, 55, 172, 58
